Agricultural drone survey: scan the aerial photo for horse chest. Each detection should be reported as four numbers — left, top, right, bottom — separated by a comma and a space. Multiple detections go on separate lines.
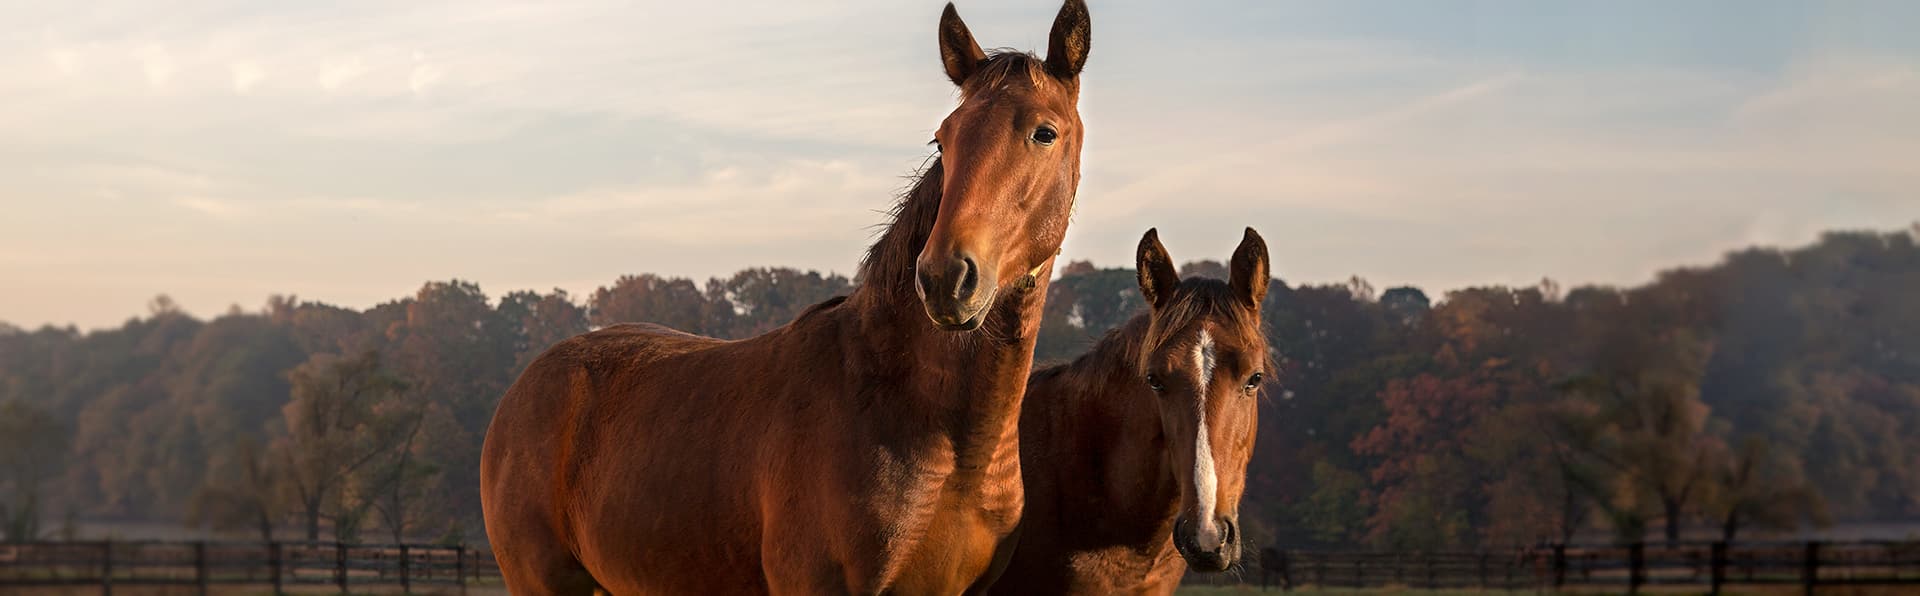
858, 441, 1023, 592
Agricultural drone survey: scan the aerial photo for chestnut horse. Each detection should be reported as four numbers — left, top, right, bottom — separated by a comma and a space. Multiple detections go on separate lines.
479, 2, 1091, 594
993, 228, 1271, 595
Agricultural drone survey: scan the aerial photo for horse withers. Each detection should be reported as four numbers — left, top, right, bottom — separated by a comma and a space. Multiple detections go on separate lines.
479, 2, 1092, 594
994, 228, 1271, 595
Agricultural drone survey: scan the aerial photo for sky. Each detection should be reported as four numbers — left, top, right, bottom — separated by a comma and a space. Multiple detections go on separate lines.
3, 0, 1917, 331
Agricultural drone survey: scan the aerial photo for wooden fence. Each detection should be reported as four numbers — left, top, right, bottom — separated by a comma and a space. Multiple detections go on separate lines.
0, 540, 500, 594
1251, 541, 1920, 594
11, 539, 1919, 594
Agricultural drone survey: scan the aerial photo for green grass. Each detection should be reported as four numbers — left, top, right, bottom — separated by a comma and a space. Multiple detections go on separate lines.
1176, 586, 1920, 596
1177, 588, 1525, 596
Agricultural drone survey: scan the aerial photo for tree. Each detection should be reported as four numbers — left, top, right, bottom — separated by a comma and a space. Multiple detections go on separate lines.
704, 268, 852, 339
1178, 259, 1228, 280
1353, 372, 1498, 550
188, 436, 285, 542
349, 401, 443, 544
276, 351, 410, 540
498, 289, 590, 372
1035, 264, 1143, 362
1558, 328, 1719, 546
1379, 287, 1430, 326
386, 281, 518, 530
1702, 437, 1827, 542
589, 274, 714, 332
0, 399, 69, 541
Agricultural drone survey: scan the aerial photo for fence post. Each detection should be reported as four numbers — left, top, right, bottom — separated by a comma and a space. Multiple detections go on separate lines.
1552, 544, 1567, 588
1425, 552, 1436, 589
1802, 541, 1820, 596
1280, 549, 1292, 591
1629, 542, 1645, 595
1710, 541, 1727, 596
1505, 550, 1516, 589
335, 541, 348, 594
194, 540, 208, 596
399, 543, 411, 594
455, 544, 468, 596
270, 541, 283, 596
1478, 551, 1490, 589
100, 540, 113, 596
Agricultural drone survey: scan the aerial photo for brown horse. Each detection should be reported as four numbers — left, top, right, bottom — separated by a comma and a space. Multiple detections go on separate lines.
479, 2, 1091, 594
993, 228, 1271, 595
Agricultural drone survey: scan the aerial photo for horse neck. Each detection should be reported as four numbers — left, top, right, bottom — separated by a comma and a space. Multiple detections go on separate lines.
842, 161, 1054, 463
1036, 314, 1182, 536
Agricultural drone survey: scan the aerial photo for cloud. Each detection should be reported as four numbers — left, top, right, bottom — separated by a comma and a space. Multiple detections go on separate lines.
316, 57, 368, 93
230, 61, 265, 94
134, 44, 176, 87
408, 52, 445, 98
173, 196, 245, 219
2, 0, 1918, 330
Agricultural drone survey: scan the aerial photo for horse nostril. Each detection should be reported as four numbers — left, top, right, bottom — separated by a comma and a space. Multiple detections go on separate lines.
1220, 517, 1237, 546
914, 266, 938, 299
956, 254, 980, 299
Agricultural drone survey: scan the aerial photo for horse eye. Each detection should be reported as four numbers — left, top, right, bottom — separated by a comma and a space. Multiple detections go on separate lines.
1032, 126, 1057, 145
1145, 373, 1164, 392
1245, 372, 1264, 389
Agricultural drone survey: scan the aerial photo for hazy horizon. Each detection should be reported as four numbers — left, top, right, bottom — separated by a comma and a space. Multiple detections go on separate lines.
6, 0, 1918, 331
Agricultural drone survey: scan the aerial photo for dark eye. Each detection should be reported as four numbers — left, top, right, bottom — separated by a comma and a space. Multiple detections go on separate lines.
1245, 373, 1264, 390
1145, 373, 1164, 392
1032, 126, 1057, 145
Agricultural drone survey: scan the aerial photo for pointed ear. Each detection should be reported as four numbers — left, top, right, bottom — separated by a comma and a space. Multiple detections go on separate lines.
1229, 227, 1271, 308
1137, 228, 1180, 310
1045, 0, 1091, 80
938, 3, 987, 87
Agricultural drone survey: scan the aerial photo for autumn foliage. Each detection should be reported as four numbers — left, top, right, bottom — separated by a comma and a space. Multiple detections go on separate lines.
2, 228, 1917, 546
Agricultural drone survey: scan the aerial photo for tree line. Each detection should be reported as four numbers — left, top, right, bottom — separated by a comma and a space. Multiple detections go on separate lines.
2, 227, 1916, 550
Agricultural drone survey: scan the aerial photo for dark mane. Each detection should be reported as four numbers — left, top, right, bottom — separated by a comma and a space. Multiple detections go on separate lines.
855, 155, 945, 302
964, 50, 1048, 94
1139, 280, 1261, 370
1037, 278, 1268, 382
854, 50, 1047, 302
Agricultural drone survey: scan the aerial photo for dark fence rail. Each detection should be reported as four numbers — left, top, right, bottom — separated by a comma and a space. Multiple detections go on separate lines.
1245, 540, 1920, 594
13, 539, 1918, 594
0, 540, 500, 594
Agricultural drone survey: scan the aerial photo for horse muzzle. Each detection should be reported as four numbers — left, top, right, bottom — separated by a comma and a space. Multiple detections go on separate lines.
1174, 516, 1241, 572
915, 250, 995, 330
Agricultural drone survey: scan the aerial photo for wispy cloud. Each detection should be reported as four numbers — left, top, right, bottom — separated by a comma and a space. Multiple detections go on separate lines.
2, 0, 1916, 330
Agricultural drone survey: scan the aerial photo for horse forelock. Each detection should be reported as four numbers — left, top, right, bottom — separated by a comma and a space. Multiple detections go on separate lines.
1138, 280, 1263, 376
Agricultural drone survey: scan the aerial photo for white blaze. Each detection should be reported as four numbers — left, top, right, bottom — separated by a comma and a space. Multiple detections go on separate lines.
1191, 328, 1222, 547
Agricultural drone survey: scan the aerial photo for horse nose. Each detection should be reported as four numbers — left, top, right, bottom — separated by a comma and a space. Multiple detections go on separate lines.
915, 251, 987, 328
1174, 516, 1239, 572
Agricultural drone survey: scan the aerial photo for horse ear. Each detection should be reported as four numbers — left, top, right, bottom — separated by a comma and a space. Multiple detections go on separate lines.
1045, 0, 1091, 80
1229, 227, 1270, 308
1137, 228, 1179, 310
938, 3, 987, 87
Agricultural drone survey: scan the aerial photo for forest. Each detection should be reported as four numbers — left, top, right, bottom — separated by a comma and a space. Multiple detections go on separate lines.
2, 225, 1917, 551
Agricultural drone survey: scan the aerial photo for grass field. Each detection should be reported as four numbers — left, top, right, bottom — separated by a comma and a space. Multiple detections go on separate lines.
1176, 586, 1920, 596
9, 582, 1915, 595
1177, 588, 1523, 596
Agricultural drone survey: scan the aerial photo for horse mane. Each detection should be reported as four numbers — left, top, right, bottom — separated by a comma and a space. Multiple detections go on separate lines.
1035, 278, 1270, 383
854, 50, 1047, 303
1140, 279, 1272, 375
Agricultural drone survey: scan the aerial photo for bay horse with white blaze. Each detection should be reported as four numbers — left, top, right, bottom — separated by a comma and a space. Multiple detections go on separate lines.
479, 1, 1091, 594
993, 228, 1271, 595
